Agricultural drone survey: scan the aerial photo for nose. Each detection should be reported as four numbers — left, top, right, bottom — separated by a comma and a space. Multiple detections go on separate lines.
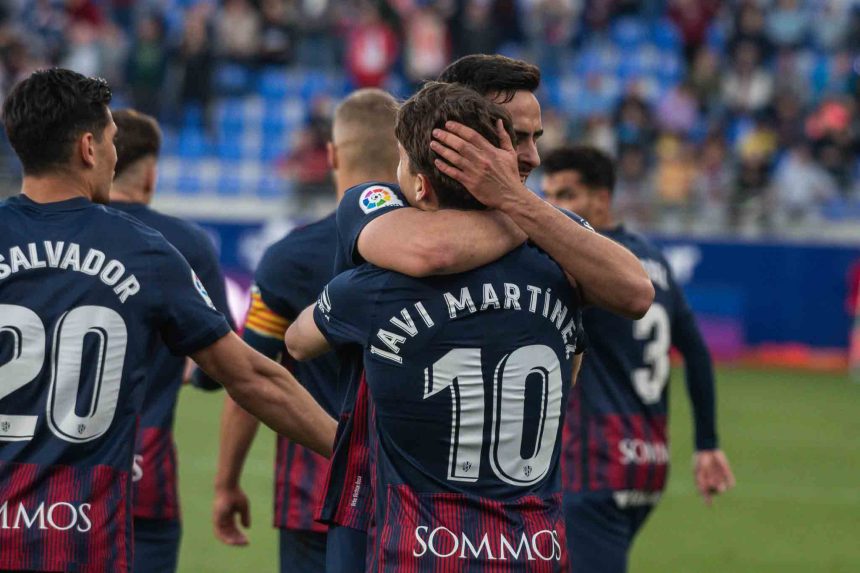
521, 139, 540, 171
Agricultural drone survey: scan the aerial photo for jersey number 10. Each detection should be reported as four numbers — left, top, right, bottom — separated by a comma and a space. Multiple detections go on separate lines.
0, 304, 126, 443
424, 344, 563, 487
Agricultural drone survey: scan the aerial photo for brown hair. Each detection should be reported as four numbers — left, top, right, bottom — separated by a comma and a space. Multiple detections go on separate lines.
395, 81, 516, 210
112, 108, 161, 178
333, 88, 399, 178
437, 54, 540, 104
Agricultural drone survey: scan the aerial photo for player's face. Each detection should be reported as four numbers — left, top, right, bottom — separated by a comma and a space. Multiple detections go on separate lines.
92, 112, 118, 205
542, 169, 595, 218
496, 91, 542, 182
396, 143, 421, 207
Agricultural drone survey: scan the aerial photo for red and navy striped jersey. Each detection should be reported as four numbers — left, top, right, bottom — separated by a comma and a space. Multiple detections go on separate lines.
314, 241, 581, 571
316, 182, 405, 531
0, 195, 231, 572
562, 226, 717, 502
110, 202, 234, 522
241, 212, 341, 531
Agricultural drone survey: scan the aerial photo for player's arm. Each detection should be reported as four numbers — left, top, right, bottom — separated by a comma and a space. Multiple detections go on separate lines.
338, 184, 525, 278
192, 332, 336, 457
358, 209, 526, 277
213, 288, 292, 545
431, 121, 654, 319
671, 282, 735, 505
284, 303, 331, 361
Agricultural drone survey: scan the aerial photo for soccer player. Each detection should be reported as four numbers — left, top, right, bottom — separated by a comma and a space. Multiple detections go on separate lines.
287, 81, 583, 571
315, 54, 654, 573
0, 69, 335, 573
540, 146, 736, 573
108, 108, 235, 573
211, 88, 400, 571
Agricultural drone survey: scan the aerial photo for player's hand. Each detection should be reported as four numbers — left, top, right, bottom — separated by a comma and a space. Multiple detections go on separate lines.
694, 449, 736, 506
213, 486, 251, 546
430, 119, 523, 210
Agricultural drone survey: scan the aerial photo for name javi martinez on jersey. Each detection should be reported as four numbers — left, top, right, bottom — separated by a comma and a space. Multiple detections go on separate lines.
0, 241, 141, 302
318, 279, 581, 366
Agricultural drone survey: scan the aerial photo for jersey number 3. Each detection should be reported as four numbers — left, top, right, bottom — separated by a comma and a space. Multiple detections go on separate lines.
0, 304, 127, 443
424, 345, 563, 487
631, 303, 670, 405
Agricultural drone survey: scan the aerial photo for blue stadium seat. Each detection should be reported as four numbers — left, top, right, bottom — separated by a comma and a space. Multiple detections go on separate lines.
652, 19, 682, 50
611, 17, 648, 49
177, 127, 207, 158
215, 63, 253, 96
259, 68, 289, 100
257, 175, 284, 198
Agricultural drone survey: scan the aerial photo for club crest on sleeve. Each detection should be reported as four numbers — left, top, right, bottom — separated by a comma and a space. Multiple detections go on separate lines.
359, 185, 403, 214
192, 270, 216, 309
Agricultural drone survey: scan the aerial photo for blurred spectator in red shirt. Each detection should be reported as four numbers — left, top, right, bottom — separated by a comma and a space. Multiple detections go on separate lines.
345, 2, 398, 88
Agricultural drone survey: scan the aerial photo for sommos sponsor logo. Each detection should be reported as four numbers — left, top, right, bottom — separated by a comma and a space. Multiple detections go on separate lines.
413, 526, 562, 561
0, 501, 93, 532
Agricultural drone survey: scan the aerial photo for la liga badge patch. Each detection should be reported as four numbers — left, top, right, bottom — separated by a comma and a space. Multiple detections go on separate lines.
359, 185, 403, 214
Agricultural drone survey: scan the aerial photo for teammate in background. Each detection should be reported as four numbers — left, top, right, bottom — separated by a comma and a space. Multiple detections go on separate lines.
108, 108, 235, 573
0, 69, 335, 573
314, 54, 654, 573
211, 89, 400, 572
540, 146, 736, 573
287, 81, 582, 572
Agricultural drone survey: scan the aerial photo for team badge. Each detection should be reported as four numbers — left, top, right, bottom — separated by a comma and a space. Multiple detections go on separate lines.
192, 270, 216, 309
359, 185, 403, 214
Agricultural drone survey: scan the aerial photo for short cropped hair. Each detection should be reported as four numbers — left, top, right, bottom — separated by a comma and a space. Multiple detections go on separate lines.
113, 109, 162, 178
542, 146, 616, 195
333, 88, 399, 176
395, 82, 516, 210
2, 68, 112, 175
437, 54, 540, 103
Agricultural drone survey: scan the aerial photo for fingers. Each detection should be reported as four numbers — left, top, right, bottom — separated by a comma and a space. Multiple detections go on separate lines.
440, 121, 489, 149
214, 516, 248, 546
495, 119, 515, 152
240, 503, 251, 528
434, 158, 468, 186
430, 139, 468, 170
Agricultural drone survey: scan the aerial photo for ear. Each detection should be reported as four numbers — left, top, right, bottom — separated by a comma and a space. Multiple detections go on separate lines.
415, 173, 439, 210
326, 141, 337, 170
79, 132, 97, 168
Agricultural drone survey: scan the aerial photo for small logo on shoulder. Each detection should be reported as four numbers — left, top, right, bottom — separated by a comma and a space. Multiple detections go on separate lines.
192, 270, 215, 309
359, 185, 403, 214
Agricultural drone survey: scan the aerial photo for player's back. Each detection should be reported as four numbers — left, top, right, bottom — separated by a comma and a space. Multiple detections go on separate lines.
317, 243, 581, 571
109, 201, 231, 521
563, 226, 682, 498
0, 195, 229, 572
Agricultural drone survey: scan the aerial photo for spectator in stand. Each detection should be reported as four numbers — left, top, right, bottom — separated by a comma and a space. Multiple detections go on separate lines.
402, 4, 452, 86
806, 99, 857, 190
66, 0, 104, 29
765, 0, 808, 50
295, 0, 336, 69
614, 143, 655, 229
654, 133, 698, 230
453, 0, 500, 58
126, 12, 168, 118
772, 144, 838, 227
812, 0, 852, 52
730, 1, 772, 60
345, 1, 398, 88
523, 0, 581, 74
615, 93, 656, 147
175, 5, 214, 130
692, 133, 734, 232
732, 119, 777, 230
215, 0, 261, 64
722, 41, 773, 117
258, 0, 296, 66
689, 48, 723, 115
668, 0, 720, 62
278, 96, 334, 208
656, 82, 700, 135
24, 0, 68, 65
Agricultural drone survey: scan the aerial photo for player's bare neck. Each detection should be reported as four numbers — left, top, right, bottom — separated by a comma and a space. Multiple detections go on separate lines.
21, 172, 93, 204
336, 171, 397, 199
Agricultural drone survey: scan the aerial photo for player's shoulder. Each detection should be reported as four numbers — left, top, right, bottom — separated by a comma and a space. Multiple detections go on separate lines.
259, 212, 336, 270
341, 181, 404, 216
613, 226, 665, 261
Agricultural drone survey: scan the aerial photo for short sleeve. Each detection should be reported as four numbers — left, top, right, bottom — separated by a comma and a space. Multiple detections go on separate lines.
187, 227, 236, 330
336, 183, 406, 269
151, 239, 232, 356
254, 245, 305, 321
312, 269, 377, 349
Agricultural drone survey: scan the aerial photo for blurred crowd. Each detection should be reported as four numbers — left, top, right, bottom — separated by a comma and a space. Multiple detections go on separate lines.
2, 0, 860, 236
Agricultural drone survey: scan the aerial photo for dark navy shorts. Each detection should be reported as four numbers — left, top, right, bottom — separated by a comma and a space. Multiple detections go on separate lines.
564, 492, 655, 573
133, 517, 181, 573
279, 529, 327, 573
325, 524, 368, 573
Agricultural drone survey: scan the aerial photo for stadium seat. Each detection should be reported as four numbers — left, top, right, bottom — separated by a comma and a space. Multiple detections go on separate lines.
611, 17, 649, 49
215, 63, 253, 96
652, 19, 682, 50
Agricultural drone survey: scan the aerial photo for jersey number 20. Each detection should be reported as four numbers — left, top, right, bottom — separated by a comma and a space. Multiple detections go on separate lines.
424, 344, 563, 487
0, 304, 127, 443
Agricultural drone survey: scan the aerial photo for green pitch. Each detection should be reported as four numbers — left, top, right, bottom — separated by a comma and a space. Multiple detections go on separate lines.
172, 367, 860, 572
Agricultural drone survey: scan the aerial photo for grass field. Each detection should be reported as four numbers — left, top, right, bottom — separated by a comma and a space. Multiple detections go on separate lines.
172, 367, 860, 572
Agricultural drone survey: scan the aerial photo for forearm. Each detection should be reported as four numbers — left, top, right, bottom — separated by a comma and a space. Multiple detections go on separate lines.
676, 315, 719, 450
284, 305, 331, 361
215, 395, 261, 490
359, 208, 525, 277
501, 191, 653, 318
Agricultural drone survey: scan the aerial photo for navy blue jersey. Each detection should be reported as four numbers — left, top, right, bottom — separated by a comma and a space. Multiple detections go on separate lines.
242, 212, 341, 532
317, 182, 406, 530
0, 195, 230, 572
315, 243, 581, 571
110, 201, 234, 522
562, 226, 716, 504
